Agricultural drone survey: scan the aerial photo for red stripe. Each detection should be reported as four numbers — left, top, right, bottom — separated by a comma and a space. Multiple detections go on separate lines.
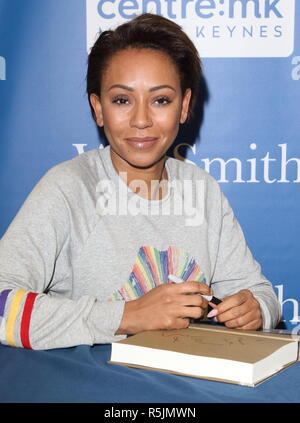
20, 293, 38, 349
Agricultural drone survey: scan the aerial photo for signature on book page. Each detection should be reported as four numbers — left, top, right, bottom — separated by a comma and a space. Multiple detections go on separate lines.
161, 331, 251, 347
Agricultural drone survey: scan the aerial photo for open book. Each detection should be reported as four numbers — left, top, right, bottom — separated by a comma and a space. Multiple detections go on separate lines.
109, 324, 300, 386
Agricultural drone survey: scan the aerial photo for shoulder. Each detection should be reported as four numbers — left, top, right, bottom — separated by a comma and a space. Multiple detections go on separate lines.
44, 149, 103, 188
31, 148, 110, 206
166, 156, 221, 193
23, 148, 105, 216
167, 156, 227, 223
17, 149, 106, 232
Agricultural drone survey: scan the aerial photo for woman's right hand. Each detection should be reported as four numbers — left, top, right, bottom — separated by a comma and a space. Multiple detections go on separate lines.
115, 281, 212, 335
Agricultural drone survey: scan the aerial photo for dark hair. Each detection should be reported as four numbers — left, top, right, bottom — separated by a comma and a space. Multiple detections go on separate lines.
86, 13, 202, 122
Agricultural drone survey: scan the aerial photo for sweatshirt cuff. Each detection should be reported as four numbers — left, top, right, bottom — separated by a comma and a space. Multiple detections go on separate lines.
87, 299, 126, 344
257, 297, 271, 329
251, 293, 280, 329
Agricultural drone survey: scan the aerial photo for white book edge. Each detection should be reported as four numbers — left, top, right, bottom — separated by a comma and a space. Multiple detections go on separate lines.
110, 341, 298, 386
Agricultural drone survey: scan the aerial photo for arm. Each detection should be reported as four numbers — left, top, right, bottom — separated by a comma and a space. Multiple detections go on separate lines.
0, 171, 125, 350
209, 192, 281, 330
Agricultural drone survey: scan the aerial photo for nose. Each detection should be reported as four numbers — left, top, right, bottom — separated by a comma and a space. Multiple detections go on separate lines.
130, 101, 152, 129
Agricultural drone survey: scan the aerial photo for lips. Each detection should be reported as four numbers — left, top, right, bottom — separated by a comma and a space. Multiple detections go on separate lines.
124, 137, 159, 149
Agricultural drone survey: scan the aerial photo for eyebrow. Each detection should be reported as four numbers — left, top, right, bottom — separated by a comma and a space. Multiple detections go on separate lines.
108, 84, 176, 92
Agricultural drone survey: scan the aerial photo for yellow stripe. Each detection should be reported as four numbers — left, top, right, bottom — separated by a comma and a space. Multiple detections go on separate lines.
6, 289, 27, 347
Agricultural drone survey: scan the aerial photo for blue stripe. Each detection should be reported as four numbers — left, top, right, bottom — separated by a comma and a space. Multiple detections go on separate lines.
0, 289, 12, 346
0, 289, 11, 317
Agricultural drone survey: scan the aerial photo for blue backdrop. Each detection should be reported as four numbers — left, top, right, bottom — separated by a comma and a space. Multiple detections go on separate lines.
0, 0, 299, 329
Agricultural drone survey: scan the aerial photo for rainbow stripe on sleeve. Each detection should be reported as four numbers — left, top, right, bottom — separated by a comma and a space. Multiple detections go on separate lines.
0, 289, 38, 349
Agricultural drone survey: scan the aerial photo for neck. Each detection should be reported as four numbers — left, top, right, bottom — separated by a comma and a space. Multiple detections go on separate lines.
110, 149, 168, 200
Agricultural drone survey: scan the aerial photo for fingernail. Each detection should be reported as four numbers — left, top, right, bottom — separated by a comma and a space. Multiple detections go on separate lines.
207, 309, 218, 318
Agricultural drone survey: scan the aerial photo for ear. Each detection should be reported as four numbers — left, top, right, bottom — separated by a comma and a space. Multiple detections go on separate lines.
180, 88, 192, 124
89, 93, 104, 127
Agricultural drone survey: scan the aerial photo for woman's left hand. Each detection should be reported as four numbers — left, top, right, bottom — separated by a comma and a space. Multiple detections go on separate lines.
207, 289, 262, 330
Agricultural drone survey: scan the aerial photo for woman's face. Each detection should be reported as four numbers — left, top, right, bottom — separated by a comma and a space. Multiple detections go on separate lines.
90, 48, 191, 173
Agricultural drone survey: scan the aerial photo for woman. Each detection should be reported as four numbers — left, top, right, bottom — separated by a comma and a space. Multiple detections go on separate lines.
0, 14, 280, 350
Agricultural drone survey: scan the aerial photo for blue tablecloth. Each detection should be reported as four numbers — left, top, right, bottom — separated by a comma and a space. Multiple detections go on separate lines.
0, 343, 299, 403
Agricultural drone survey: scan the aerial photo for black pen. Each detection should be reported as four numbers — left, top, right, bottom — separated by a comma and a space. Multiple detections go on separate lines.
168, 274, 222, 307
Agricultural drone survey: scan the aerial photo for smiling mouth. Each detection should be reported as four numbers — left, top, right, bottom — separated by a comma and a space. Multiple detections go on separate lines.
124, 137, 159, 149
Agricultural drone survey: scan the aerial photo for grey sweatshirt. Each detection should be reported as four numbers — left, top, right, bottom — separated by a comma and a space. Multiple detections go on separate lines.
0, 146, 281, 349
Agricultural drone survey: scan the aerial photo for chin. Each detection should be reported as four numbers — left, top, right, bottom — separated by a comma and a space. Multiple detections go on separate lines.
124, 151, 167, 169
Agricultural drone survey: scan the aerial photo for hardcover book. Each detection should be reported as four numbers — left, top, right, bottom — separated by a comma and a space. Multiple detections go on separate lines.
109, 323, 300, 386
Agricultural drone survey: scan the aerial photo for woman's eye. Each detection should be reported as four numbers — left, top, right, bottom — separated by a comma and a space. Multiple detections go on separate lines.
154, 97, 171, 105
112, 97, 129, 105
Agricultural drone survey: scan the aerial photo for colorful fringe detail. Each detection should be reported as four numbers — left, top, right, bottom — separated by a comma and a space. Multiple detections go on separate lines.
109, 246, 206, 301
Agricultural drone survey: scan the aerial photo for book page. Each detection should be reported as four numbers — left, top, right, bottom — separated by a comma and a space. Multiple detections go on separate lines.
121, 328, 295, 364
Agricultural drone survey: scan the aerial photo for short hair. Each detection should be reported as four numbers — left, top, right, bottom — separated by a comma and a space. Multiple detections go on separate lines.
86, 13, 202, 122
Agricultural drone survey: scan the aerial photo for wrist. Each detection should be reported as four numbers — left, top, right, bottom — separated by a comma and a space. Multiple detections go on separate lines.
115, 300, 138, 335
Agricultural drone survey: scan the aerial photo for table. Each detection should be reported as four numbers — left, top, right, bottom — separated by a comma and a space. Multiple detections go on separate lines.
0, 343, 300, 403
